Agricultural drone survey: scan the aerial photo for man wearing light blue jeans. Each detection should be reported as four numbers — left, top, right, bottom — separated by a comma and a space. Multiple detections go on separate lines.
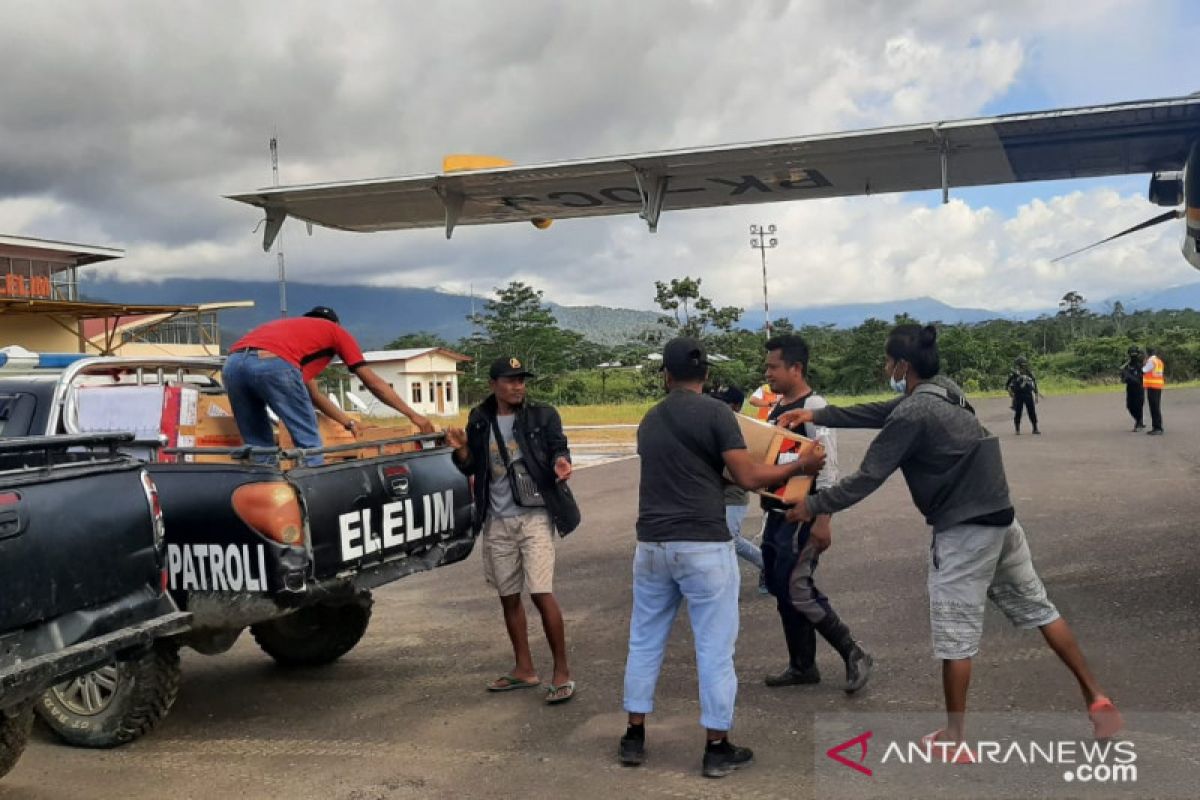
618, 337, 825, 779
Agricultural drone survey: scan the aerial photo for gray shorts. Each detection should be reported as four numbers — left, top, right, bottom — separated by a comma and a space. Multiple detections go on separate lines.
928, 519, 1060, 660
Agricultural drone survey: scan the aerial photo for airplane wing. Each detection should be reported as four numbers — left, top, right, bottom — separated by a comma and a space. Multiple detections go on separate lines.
228, 95, 1200, 250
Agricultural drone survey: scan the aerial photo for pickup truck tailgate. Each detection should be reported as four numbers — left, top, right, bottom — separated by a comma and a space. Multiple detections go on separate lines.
287, 447, 472, 581
0, 462, 161, 631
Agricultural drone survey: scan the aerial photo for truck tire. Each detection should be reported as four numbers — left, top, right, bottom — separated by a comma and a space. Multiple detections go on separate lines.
250, 594, 373, 667
36, 641, 181, 748
0, 704, 33, 779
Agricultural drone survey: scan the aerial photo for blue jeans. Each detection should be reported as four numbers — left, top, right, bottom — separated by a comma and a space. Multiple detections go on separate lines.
623, 541, 740, 731
222, 351, 323, 466
725, 504, 764, 570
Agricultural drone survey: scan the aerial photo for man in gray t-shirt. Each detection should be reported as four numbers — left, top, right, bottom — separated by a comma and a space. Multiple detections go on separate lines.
487, 413, 522, 517
619, 337, 825, 778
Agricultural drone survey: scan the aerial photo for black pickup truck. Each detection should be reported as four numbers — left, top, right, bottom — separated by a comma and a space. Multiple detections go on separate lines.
0, 433, 190, 777
0, 355, 474, 748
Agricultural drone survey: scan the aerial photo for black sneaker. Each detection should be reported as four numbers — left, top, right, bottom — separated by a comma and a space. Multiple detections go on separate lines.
1148, 429, 1164, 436
764, 665, 821, 687
702, 739, 754, 778
844, 645, 873, 694
618, 730, 645, 766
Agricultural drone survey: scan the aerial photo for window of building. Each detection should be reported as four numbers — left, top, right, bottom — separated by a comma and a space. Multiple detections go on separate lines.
411, 382, 423, 403
445, 382, 454, 402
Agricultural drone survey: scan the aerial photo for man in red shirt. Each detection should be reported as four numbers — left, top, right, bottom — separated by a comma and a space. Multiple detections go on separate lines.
223, 306, 433, 464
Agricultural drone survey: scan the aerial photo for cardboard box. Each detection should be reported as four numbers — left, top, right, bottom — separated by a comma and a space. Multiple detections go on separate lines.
76, 384, 199, 462
193, 393, 246, 463
730, 413, 823, 504
279, 417, 420, 462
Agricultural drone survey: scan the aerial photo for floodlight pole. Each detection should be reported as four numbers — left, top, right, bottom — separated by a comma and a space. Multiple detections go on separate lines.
750, 224, 778, 336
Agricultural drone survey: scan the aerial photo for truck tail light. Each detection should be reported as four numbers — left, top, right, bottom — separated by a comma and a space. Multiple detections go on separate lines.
139, 471, 165, 550
232, 482, 304, 546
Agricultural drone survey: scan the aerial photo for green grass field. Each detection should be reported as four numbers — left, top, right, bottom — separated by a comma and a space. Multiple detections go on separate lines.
405, 380, 1198, 445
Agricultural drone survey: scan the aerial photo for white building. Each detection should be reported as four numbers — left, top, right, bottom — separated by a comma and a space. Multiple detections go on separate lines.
347, 347, 471, 418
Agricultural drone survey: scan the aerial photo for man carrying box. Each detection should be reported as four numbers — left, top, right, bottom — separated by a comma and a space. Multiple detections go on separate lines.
618, 337, 826, 779
759, 335, 872, 693
223, 306, 433, 466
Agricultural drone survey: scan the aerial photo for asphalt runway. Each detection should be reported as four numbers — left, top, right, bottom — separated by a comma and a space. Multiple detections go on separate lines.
4, 390, 1198, 799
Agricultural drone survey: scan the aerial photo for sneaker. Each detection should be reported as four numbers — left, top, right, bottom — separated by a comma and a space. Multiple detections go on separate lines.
844, 645, 873, 694
1134, 424, 1145, 432
1032, 428, 1041, 435
1089, 696, 1124, 740
618, 729, 645, 766
757, 571, 770, 596
702, 739, 754, 778
764, 664, 821, 687
1148, 429, 1164, 436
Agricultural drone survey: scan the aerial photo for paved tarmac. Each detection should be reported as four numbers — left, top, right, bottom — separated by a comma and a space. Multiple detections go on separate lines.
4, 390, 1198, 799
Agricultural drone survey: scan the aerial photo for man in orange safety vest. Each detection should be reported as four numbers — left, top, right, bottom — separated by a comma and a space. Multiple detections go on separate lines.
1142, 348, 1165, 435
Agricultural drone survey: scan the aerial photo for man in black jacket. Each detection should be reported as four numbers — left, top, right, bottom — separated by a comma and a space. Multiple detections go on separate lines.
446, 357, 579, 704
1120, 347, 1146, 431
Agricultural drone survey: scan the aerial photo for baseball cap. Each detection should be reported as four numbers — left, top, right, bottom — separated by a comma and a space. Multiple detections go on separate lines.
303, 306, 340, 324
660, 336, 710, 374
710, 385, 745, 407
489, 356, 535, 380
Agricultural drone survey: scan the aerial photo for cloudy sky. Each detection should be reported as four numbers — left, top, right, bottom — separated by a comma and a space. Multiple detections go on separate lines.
1, 0, 1195, 317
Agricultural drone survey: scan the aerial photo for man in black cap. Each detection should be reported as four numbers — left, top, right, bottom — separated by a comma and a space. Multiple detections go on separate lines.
618, 337, 825, 778
445, 356, 580, 705
1120, 346, 1146, 431
224, 306, 432, 465
1005, 356, 1040, 435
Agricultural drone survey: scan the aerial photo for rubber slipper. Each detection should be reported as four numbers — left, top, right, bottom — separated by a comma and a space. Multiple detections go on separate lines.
1089, 696, 1124, 740
545, 680, 577, 704
921, 730, 976, 764
487, 674, 541, 692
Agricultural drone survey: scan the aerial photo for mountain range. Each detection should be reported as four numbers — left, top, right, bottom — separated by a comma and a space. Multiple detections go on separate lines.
80, 276, 1200, 350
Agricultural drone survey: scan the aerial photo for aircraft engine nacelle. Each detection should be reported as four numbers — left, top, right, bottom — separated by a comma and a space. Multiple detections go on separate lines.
1184, 141, 1199, 271
1149, 171, 1183, 206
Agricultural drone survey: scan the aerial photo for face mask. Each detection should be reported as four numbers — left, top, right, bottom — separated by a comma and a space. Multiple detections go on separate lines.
889, 365, 909, 394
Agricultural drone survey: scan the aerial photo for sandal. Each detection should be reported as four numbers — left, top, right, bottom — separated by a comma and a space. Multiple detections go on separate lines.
1089, 696, 1123, 740
545, 680, 577, 704
487, 674, 541, 692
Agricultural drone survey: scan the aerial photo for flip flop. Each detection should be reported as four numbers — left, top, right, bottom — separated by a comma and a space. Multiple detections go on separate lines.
545, 680, 577, 705
921, 730, 976, 764
1089, 696, 1124, 740
487, 674, 541, 692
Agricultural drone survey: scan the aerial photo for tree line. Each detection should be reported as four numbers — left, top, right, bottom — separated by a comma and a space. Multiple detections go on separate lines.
379, 281, 1200, 405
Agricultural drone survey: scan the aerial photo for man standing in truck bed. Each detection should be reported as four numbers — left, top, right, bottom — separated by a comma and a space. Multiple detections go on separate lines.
223, 306, 433, 465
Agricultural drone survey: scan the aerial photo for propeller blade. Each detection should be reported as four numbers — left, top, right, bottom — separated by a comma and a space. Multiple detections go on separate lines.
1052, 209, 1184, 263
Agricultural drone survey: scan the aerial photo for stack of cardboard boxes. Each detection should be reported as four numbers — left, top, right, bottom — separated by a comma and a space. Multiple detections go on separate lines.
77, 385, 423, 466
277, 416, 420, 461
76, 385, 199, 462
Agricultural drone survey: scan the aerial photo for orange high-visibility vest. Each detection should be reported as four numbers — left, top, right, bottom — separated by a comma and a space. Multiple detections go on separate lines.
755, 384, 777, 420
1144, 356, 1165, 389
